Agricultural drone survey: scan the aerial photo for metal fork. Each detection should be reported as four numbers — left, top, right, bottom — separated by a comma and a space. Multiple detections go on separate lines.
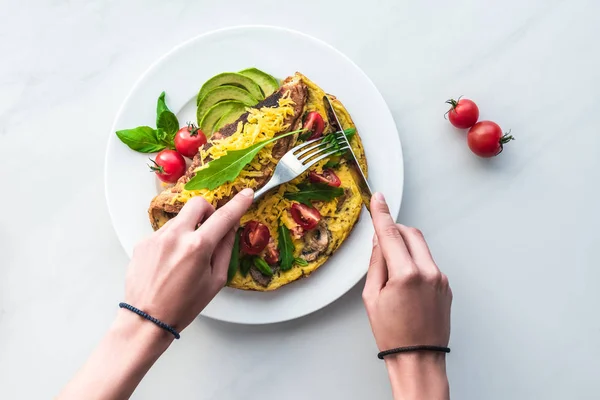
253, 132, 349, 201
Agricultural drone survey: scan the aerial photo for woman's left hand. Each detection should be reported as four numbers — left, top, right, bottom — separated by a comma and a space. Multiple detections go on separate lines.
124, 188, 254, 333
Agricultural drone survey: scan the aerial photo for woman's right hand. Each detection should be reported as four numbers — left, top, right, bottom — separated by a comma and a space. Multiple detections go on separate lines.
363, 192, 452, 399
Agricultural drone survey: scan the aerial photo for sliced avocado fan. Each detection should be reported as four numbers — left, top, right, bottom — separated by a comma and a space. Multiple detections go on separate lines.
197, 86, 257, 126
198, 101, 247, 135
239, 68, 279, 97
214, 106, 247, 133
197, 73, 264, 105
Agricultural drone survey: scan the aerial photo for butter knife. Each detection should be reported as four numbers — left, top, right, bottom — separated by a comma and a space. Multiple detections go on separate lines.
323, 95, 373, 212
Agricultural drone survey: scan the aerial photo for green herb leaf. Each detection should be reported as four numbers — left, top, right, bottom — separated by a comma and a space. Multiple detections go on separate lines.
323, 159, 341, 169
278, 223, 294, 271
156, 92, 179, 145
227, 229, 242, 283
115, 126, 166, 153
284, 183, 344, 206
184, 128, 302, 191
252, 256, 273, 277
294, 257, 309, 267
240, 256, 253, 277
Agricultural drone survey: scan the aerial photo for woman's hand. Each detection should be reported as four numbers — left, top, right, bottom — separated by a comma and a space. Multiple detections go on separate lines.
363, 192, 452, 400
58, 189, 254, 400
125, 188, 254, 332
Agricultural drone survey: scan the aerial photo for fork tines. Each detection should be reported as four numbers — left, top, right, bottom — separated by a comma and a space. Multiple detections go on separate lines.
292, 132, 349, 166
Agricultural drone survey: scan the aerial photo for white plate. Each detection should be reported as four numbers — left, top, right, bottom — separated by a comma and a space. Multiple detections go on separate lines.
105, 26, 403, 324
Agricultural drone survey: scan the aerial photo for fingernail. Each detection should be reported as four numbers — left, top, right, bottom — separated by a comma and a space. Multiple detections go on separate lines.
374, 192, 386, 203
239, 188, 254, 197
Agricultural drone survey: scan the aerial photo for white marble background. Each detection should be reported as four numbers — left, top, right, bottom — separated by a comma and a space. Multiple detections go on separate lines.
1, 0, 599, 399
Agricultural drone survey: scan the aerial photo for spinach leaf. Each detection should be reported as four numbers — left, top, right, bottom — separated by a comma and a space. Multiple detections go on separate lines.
227, 229, 242, 283
278, 223, 294, 271
252, 256, 273, 276
240, 256, 253, 277
184, 128, 302, 191
294, 257, 308, 267
284, 183, 344, 206
115, 126, 166, 153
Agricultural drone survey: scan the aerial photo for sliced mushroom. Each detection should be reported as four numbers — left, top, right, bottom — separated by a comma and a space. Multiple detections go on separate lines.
249, 264, 280, 287
300, 221, 331, 262
336, 188, 351, 212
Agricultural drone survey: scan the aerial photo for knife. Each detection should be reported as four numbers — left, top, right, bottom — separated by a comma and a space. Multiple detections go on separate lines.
323, 95, 373, 213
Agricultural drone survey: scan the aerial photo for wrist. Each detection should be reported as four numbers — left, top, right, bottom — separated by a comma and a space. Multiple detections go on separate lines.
111, 309, 174, 356
385, 352, 449, 400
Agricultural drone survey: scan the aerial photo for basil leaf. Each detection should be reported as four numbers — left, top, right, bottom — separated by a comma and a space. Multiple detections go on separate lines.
252, 256, 273, 276
184, 128, 302, 191
284, 183, 344, 206
240, 256, 253, 277
115, 126, 166, 153
323, 159, 340, 169
156, 92, 179, 146
278, 223, 294, 271
227, 229, 242, 283
294, 257, 308, 267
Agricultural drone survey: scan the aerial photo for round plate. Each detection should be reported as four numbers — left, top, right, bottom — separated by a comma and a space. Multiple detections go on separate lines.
105, 26, 403, 324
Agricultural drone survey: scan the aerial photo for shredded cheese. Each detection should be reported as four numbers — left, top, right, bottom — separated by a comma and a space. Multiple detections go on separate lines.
173, 95, 295, 206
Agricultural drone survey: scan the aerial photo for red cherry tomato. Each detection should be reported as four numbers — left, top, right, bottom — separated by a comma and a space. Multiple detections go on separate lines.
309, 169, 341, 187
149, 149, 186, 183
241, 221, 271, 255
264, 241, 280, 265
467, 121, 514, 158
290, 203, 321, 230
303, 111, 325, 140
445, 98, 479, 129
174, 123, 207, 158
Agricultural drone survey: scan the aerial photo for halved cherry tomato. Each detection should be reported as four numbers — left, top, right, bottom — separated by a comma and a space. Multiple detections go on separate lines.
290, 203, 321, 230
309, 169, 341, 187
174, 123, 207, 158
241, 221, 271, 255
264, 241, 280, 265
149, 149, 186, 183
303, 111, 325, 140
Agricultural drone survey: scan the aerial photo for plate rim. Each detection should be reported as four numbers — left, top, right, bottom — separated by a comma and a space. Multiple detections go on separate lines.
104, 25, 404, 324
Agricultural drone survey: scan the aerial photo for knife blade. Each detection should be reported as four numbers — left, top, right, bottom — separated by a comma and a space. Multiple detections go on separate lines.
322, 95, 373, 212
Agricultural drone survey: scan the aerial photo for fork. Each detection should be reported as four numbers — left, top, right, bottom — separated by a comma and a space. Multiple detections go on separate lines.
253, 132, 349, 201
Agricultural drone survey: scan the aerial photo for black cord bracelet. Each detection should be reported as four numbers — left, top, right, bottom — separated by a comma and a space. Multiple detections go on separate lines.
377, 345, 450, 360
119, 302, 180, 340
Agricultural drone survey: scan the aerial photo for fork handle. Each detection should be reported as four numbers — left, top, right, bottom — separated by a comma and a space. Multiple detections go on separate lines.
253, 176, 283, 202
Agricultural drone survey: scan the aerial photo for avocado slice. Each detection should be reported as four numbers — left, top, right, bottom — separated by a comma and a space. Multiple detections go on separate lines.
197, 73, 264, 104
197, 86, 257, 125
214, 106, 247, 133
239, 68, 279, 97
198, 100, 247, 135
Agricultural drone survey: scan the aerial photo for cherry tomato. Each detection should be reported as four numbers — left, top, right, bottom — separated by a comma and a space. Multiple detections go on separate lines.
303, 111, 325, 140
149, 149, 186, 183
174, 123, 207, 158
467, 121, 514, 158
445, 98, 479, 129
290, 203, 321, 230
309, 169, 341, 187
241, 221, 271, 255
264, 241, 280, 265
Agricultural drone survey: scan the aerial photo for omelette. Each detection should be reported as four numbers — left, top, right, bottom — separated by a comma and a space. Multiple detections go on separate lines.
148, 72, 368, 291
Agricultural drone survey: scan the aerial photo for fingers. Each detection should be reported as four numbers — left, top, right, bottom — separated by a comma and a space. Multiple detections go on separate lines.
396, 224, 437, 271
210, 227, 237, 285
363, 234, 388, 300
370, 193, 416, 280
196, 188, 254, 248
171, 197, 215, 231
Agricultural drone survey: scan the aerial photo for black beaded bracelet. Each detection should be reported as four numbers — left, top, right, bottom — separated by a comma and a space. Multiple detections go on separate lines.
377, 345, 450, 360
119, 302, 180, 340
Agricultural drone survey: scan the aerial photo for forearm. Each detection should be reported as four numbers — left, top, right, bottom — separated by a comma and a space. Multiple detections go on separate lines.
58, 310, 173, 400
386, 353, 449, 400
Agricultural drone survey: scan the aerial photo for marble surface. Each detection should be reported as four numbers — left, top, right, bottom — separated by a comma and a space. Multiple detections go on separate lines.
1, 0, 599, 398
